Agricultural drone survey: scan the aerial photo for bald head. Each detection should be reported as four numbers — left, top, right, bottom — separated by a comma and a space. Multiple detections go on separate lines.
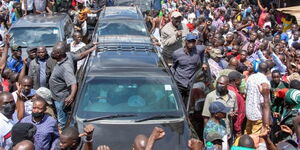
238, 135, 255, 148
53, 41, 67, 54
61, 127, 79, 140
51, 41, 67, 60
259, 62, 269, 74
228, 57, 239, 70
13, 140, 34, 150
133, 134, 148, 150
0, 91, 14, 105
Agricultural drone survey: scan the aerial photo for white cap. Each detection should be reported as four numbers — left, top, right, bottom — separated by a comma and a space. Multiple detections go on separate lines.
171, 11, 182, 18
36, 87, 52, 105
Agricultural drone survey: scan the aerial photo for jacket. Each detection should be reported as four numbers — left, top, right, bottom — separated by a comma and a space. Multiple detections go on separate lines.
161, 22, 188, 61
28, 55, 56, 89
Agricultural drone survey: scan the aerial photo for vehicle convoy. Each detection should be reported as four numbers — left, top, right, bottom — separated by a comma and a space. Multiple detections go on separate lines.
71, 44, 196, 149
93, 6, 151, 45
9, 13, 74, 54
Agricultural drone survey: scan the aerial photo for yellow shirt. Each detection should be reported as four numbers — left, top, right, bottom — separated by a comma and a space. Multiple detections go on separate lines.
282, 18, 292, 32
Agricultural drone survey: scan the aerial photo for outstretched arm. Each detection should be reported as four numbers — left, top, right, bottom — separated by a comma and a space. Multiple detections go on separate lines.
257, 0, 264, 11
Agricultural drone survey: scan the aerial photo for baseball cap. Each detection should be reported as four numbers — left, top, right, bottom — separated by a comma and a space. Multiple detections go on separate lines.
210, 48, 223, 58
171, 11, 182, 18
26, 47, 37, 53
209, 101, 230, 114
36, 87, 52, 105
11, 45, 21, 51
185, 33, 198, 41
206, 131, 223, 142
228, 71, 243, 81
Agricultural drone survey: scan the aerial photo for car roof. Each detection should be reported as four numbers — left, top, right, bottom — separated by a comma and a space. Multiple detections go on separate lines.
90, 51, 161, 69
100, 6, 143, 20
12, 13, 69, 27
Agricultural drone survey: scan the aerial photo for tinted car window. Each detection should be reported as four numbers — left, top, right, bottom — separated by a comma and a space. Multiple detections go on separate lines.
10, 27, 60, 47
97, 20, 148, 36
77, 76, 182, 119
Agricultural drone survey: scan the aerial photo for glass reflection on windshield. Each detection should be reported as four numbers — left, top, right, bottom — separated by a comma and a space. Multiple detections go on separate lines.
98, 21, 148, 36
10, 27, 60, 47
77, 77, 181, 119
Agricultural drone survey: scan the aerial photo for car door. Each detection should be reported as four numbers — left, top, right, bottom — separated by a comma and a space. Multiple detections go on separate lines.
63, 18, 74, 44
186, 67, 212, 139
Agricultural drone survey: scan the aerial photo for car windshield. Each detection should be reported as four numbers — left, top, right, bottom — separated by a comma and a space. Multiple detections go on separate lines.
10, 27, 60, 47
77, 76, 183, 119
97, 20, 148, 36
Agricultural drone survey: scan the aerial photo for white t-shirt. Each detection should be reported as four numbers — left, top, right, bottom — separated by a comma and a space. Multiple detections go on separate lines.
21, 0, 34, 11
246, 72, 270, 121
70, 41, 86, 70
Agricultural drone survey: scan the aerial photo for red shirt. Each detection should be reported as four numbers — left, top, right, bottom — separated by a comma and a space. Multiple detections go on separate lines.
228, 85, 245, 133
2, 79, 9, 92
258, 10, 268, 28
186, 23, 195, 32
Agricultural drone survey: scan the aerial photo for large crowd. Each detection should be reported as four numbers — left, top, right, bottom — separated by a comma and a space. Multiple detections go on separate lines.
0, 0, 300, 149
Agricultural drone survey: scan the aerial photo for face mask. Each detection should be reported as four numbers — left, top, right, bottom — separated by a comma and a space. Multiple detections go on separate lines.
32, 112, 44, 118
2, 103, 16, 118
216, 84, 227, 94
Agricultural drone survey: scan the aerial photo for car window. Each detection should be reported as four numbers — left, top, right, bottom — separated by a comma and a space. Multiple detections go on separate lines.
10, 27, 60, 47
77, 76, 182, 119
97, 20, 148, 36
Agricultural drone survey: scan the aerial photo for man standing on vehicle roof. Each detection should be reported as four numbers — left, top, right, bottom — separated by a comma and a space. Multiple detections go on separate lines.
161, 11, 189, 65
171, 33, 207, 105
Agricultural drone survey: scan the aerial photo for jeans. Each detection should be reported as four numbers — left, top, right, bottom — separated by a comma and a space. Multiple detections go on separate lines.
54, 100, 67, 129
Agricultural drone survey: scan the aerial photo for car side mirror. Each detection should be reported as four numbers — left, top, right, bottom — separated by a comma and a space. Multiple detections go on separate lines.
67, 38, 73, 44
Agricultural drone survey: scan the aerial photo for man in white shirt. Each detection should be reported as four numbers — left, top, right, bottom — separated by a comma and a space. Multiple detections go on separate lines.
245, 62, 270, 135
22, 0, 34, 15
12, 76, 36, 122
288, 31, 300, 48
0, 92, 16, 149
70, 32, 86, 71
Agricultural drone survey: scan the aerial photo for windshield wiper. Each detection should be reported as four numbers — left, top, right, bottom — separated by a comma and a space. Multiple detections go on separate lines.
82, 114, 137, 122
135, 114, 181, 122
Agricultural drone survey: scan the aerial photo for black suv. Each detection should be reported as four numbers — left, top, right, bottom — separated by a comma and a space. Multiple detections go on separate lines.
9, 13, 74, 55
71, 44, 196, 149
93, 6, 151, 45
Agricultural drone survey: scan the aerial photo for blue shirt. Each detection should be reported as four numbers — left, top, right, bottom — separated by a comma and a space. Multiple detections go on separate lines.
21, 115, 59, 150
274, 32, 289, 43
7, 56, 23, 73
38, 59, 47, 88
257, 50, 287, 74
171, 45, 206, 88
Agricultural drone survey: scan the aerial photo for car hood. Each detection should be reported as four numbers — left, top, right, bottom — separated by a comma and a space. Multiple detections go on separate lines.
97, 35, 151, 45
76, 120, 191, 150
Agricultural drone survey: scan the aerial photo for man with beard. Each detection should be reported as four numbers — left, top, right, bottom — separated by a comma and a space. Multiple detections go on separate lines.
49, 42, 96, 130
12, 76, 36, 121
202, 75, 238, 139
161, 11, 189, 65
20, 97, 59, 150
0, 92, 16, 149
